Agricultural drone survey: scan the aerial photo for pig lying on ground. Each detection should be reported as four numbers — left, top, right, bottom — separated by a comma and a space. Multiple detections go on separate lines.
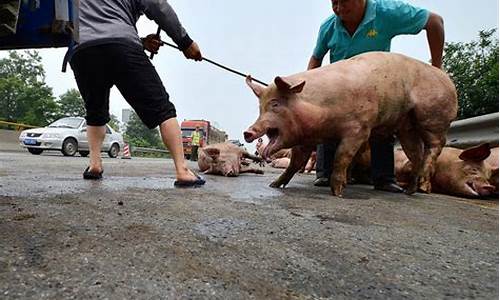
271, 152, 317, 173
198, 143, 264, 177
485, 147, 499, 192
395, 143, 499, 198
271, 157, 290, 169
244, 52, 457, 196
301, 151, 317, 173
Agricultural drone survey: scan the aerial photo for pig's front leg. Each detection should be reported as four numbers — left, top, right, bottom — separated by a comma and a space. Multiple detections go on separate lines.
270, 146, 313, 188
243, 151, 266, 167
240, 167, 264, 175
330, 135, 370, 196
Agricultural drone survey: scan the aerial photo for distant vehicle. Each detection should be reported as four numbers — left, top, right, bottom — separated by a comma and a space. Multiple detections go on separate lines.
18, 117, 124, 157
180, 120, 227, 159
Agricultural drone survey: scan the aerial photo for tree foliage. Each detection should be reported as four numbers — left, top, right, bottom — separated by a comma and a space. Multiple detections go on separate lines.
0, 51, 58, 126
124, 111, 162, 148
443, 29, 499, 119
108, 114, 121, 132
56, 88, 86, 118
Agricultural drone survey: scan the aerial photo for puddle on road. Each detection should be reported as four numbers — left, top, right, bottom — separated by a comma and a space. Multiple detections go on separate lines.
0, 174, 282, 203
0, 176, 176, 198
202, 175, 284, 205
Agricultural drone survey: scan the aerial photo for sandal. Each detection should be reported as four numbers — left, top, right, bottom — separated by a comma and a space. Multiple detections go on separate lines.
83, 167, 103, 180
174, 174, 206, 188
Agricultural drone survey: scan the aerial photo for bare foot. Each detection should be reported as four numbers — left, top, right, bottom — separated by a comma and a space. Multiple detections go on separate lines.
89, 158, 103, 174
176, 167, 199, 182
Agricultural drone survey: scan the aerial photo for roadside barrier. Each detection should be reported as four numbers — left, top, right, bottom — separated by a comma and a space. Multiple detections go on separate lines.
447, 112, 499, 148
0, 120, 37, 131
122, 143, 132, 159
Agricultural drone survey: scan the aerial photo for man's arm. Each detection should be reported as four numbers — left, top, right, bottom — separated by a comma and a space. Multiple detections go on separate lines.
307, 56, 322, 70
424, 12, 445, 69
140, 0, 202, 60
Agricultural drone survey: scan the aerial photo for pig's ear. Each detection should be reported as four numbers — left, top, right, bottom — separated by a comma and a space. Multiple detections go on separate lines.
204, 147, 220, 160
246, 75, 264, 97
459, 143, 491, 162
274, 76, 306, 94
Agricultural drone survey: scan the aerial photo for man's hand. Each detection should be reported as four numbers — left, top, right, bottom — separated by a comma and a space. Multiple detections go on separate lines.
183, 42, 202, 61
142, 34, 162, 54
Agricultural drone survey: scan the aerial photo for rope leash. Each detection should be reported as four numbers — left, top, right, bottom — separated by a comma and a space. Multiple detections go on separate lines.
148, 27, 269, 86
161, 40, 269, 87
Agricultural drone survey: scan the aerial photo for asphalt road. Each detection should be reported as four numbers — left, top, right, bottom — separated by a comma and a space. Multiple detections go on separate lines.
0, 150, 498, 299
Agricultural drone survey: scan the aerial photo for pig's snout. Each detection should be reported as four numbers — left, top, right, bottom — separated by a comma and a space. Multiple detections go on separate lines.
478, 184, 496, 197
244, 131, 256, 143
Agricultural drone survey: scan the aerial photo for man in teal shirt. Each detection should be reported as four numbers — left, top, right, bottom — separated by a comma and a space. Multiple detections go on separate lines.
309, 0, 445, 192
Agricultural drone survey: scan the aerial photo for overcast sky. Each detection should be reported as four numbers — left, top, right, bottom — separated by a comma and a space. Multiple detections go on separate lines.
1, 0, 498, 151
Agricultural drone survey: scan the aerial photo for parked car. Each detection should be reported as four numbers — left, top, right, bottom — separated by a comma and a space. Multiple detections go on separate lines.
18, 117, 124, 157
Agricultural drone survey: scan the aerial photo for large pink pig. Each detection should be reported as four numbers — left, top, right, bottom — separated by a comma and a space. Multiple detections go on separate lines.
198, 142, 264, 177
395, 144, 498, 198
244, 52, 457, 196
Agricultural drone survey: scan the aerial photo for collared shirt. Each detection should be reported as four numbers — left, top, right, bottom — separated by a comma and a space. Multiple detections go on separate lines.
313, 0, 429, 63
191, 131, 202, 146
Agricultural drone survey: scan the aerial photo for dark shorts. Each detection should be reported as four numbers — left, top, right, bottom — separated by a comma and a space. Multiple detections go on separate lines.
70, 42, 176, 129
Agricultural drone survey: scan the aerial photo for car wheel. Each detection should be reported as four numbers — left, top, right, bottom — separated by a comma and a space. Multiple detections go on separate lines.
79, 151, 89, 157
27, 148, 43, 155
108, 143, 120, 158
61, 138, 78, 156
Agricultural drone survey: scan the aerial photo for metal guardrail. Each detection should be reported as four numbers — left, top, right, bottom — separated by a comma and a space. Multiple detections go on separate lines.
132, 147, 169, 154
446, 112, 499, 148
0, 120, 37, 131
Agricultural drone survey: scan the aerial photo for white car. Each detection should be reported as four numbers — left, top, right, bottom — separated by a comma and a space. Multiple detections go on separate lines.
18, 117, 124, 157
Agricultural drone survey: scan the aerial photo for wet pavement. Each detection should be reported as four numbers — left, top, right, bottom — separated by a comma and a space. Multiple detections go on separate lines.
0, 150, 498, 299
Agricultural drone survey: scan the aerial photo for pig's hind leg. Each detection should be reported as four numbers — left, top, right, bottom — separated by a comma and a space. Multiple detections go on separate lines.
418, 130, 446, 193
398, 118, 425, 195
270, 146, 313, 188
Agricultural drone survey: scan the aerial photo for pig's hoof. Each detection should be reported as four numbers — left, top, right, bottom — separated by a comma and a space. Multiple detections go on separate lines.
269, 181, 283, 188
419, 181, 432, 193
331, 187, 344, 197
405, 185, 417, 195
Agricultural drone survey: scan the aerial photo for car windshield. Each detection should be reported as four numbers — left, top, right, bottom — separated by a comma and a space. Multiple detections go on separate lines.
48, 118, 83, 129
182, 129, 205, 138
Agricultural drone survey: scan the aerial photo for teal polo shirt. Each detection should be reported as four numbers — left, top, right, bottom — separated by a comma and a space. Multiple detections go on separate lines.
313, 0, 429, 63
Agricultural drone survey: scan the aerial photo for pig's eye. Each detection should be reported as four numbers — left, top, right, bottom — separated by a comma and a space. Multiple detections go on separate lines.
269, 99, 281, 110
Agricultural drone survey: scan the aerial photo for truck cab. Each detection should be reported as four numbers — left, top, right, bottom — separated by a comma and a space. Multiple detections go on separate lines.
0, 0, 77, 50
180, 119, 228, 160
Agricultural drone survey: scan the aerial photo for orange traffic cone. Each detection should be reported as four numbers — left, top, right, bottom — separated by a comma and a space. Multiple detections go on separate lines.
122, 143, 132, 159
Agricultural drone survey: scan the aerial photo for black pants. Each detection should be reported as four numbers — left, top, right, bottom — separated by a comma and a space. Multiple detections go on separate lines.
191, 145, 199, 161
70, 42, 176, 129
316, 136, 396, 184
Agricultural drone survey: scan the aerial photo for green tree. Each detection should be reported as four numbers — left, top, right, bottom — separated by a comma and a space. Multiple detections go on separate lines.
124, 111, 162, 148
57, 88, 86, 118
0, 50, 57, 125
108, 114, 121, 132
443, 29, 499, 119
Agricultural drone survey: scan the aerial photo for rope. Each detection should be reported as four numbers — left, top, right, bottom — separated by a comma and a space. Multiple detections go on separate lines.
157, 39, 269, 87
